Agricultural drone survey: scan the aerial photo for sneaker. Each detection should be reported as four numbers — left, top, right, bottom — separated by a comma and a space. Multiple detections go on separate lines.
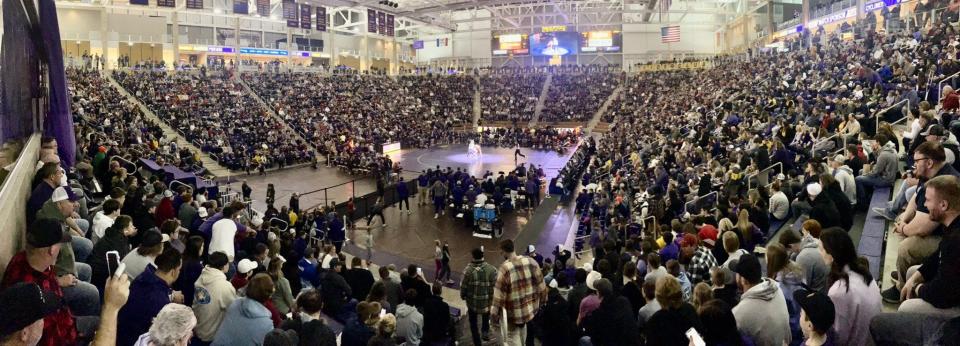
882, 286, 902, 304
872, 207, 897, 221
446, 279, 455, 285
482, 333, 491, 342
890, 271, 900, 285
434, 213, 439, 219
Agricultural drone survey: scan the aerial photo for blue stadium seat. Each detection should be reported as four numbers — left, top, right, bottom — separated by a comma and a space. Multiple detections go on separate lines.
858, 186, 892, 278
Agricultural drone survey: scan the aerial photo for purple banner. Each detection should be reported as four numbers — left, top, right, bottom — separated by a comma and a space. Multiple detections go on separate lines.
316, 7, 327, 31
283, 0, 298, 28
386, 14, 394, 36
412, 40, 424, 49
367, 9, 378, 33
130, 0, 148, 5
300, 4, 311, 29
377, 12, 386, 35
185, 0, 202, 9
233, 0, 248, 14
256, 0, 269, 17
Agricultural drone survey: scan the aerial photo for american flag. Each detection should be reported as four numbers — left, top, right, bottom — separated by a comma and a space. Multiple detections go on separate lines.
661, 26, 680, 43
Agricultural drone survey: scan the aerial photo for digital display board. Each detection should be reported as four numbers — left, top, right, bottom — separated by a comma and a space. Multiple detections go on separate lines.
367, 9, 378, 33
185, 0, 202, 9
256, 0, 270, 17
580, 31, 622, 52
529, 31, 579, 56
413, 40, 424, 49
130, 0, 149, 5
233, 0, 248, 14
491, 34, 529, 56
316, 7, 327, 31
157, 0, 176, 7
300, 4, 312, 29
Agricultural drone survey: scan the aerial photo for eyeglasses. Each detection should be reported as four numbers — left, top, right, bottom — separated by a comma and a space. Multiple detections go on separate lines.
913, 157, 930, 167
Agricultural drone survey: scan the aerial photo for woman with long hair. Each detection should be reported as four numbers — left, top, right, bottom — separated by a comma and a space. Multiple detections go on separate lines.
173, 235, 205, 306
735, 209, 764, 253
269, 256, 296, 317
818, 228, 881, 346
698, 300, 750, 346
766, 243, 805, 345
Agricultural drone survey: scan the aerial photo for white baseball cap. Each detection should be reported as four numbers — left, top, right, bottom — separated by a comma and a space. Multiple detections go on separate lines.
238, 259, 258, 274
51, 187, 73, 203
586, 271, 603, 291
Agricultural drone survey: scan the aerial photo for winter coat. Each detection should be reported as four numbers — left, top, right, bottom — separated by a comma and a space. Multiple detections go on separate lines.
211, 298, 274, 346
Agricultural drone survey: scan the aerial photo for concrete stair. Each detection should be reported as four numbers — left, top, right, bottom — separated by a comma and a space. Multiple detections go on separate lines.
106, 72, 231, 178
472, 75, 482, 129
585, 85, 623, 134
235, 75, 322, 160
528, 74, 553, 128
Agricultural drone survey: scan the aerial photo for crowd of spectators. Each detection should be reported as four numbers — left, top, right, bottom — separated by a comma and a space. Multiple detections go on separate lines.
9, 8, 960, 346
479, 71, 546, 123
114, 70, 314, 172
539, 70, 621, 123
67, 68, 207, 177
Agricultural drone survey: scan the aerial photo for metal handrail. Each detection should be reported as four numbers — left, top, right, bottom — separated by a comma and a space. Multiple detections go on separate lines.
640, 215, 658, 240
114, 156, 138, 172
936, 71, 960, 103
169, 180, 190, 192
747, 162, 783, 190
269, 217, 289, 231
812, 133, 839, 160
876, 99, 909, 131
684, 191, 718, 214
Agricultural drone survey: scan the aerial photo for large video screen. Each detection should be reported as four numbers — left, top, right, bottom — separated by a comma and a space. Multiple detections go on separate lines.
529, 31, 579, 56
580, 31, 622, 52
491, 34, 529, 56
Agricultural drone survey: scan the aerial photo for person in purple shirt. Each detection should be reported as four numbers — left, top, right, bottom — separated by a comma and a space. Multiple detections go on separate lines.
525, 178, 540, 209
659, 232, 680, 263
27, 163, 62, 224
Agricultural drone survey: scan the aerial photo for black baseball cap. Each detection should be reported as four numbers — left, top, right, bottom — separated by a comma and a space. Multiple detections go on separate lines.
729, 253, 762, 284
794, 289, 836, 334
921, 124, 946, 137
141, 230, 163, 248
0, 283, 62, 337
26, 218, 70, 248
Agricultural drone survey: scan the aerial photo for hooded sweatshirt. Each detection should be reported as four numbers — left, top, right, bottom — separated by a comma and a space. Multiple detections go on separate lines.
395, 303, 424, 346
867, 141, 899, 183
732, 278, 791, 346
211, 298, 273, 346
833, 165, 857, 204
797, 234, 829, 293
193, 266, 238, 342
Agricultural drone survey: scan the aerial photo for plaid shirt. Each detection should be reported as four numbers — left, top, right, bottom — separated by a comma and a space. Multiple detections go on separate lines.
687, 246, 718, 285
493, 255, 547, 325
1, 251, 77, 346
460, 260, 498, 312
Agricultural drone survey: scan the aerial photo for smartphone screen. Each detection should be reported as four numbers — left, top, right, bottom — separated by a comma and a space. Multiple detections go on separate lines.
106, 251, 120, 277
686, 328, 706, 346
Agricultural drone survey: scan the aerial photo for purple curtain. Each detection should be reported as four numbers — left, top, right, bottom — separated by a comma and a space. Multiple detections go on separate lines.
40, 0, 76, 168
1, 0, 41, 145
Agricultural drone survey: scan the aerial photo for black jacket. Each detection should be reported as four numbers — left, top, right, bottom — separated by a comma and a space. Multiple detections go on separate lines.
281, 316, 337, 346
89, 225, 131, 292
809, 193, 841, 229
824, 182, 854, 230
644, 303, 703, 346
583, 295, 641, 346
917, 217, 960, 309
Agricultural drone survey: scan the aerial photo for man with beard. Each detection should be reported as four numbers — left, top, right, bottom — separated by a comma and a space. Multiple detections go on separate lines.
884, 142, 960, 304
894, 175, 960, 315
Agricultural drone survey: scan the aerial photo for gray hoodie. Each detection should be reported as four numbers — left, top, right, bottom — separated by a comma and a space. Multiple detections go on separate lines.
395, 303, 424, 346
193, 266, 238, 342
732, 278, 791, 346
796, 235, 829, 293
868, 141, 899, 183
833, 165, 857, 204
